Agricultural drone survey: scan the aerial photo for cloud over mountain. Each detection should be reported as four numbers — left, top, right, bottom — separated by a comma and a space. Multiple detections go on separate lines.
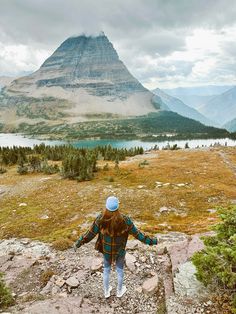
0, 0, 236, 88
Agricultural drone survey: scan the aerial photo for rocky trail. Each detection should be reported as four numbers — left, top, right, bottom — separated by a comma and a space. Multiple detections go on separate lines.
0, 232, 219, 314
218, 150, 236, 177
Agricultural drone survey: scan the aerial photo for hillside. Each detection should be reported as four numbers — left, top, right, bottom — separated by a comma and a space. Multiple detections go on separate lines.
7, 111, 232, 141
0, 145, 235, 314
0, 146, 235, 239
0, 76, 15, 90
152, 88, 215, 126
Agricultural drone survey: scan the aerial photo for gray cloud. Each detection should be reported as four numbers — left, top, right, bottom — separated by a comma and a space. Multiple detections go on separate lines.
0, 0, 236, 87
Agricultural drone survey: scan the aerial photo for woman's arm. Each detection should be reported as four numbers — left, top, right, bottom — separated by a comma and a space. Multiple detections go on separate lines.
74, 214, 101, 250
125, 216, 157, 245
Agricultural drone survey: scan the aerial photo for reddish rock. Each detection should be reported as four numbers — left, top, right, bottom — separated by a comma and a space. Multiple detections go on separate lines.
142, 274, 159, 296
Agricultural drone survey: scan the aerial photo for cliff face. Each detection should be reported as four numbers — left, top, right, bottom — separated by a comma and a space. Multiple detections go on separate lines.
38, 34, 146, 96
1, 33, 160, 125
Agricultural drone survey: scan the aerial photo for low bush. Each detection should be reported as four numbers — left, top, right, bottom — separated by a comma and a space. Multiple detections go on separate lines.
40, 269, 55, 287
17, 165, 28, 175
0, 272, 14, 309
51, 238, 73, 251
0, 167, 7, 174
192, 206, 236, 313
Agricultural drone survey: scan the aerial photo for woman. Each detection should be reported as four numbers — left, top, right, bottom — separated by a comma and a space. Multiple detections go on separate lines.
74, 196, 158, 298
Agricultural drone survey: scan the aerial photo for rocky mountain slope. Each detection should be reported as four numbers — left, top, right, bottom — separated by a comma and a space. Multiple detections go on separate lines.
200, 87, 236, 125
152, 88, 215, 126
0, 76, 15, 90
0, 233, 219, 314
224, 117, 236, 132
0, 33, 161, 126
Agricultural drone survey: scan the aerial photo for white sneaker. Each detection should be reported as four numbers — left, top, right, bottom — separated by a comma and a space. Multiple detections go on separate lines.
117, 285, 127, 298
104, 286, 112, 298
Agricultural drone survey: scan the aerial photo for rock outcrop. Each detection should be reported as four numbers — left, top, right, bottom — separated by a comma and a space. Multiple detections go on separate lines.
0, 232, 219, 314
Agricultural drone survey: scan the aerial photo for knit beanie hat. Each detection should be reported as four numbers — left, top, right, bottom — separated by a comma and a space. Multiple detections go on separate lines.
106, 196, 119, 212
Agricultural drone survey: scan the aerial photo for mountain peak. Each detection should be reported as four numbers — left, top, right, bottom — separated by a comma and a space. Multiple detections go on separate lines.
2, 33, 161, 123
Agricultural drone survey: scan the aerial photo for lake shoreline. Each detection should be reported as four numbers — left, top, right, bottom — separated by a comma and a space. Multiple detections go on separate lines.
0, 133, 235, 150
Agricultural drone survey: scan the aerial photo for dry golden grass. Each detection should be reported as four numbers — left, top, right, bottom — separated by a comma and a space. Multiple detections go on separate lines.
0, 147, 235, 243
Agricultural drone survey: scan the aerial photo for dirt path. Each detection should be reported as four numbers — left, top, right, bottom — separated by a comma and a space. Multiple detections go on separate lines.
218, 150, 236, 177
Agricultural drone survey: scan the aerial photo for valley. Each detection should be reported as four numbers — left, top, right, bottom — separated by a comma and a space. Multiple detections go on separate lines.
0, 146, 235, 244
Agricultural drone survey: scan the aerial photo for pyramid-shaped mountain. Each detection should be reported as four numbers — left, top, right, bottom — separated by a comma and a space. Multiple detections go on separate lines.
0, 33, 161, 124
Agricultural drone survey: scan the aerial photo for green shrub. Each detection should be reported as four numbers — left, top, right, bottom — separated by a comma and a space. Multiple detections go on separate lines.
103, 163, 109, 171
39, 269, 55, 287
17, 165, 28, 175
28, 155, 42, 172
107, 176, 114, 182
0, 272, 14, 309
0, 167, 7, 174
138, 159, 149, 168
192, 206, 236, 313
41, 160, 59, 174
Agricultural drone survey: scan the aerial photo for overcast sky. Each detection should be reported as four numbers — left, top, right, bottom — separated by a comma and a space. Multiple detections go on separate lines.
0, 0, 236, 89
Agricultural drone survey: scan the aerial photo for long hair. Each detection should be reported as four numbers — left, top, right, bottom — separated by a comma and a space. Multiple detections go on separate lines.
99, 209, 129, 237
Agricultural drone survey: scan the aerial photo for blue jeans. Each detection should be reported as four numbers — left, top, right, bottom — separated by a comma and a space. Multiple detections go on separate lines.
103, 254, 125, 293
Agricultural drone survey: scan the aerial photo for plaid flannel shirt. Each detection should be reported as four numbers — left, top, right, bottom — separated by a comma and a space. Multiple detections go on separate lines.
75, 213, 157, 262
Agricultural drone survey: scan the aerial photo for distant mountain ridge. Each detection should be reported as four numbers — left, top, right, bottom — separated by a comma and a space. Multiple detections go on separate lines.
224, 118, 236, 132
163, 85, 233, 111
164, 85, 233, 97
199, 87, 236, 125
152, 88, 216, 126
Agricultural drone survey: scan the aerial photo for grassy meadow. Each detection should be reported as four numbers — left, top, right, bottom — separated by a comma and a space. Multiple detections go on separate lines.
0, 146, 235, 247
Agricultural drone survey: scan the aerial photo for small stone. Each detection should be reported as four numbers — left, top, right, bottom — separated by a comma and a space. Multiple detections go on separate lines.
207, 209, 216, 214
126, 240, 138, 250
40, 215, 49, 220
206, 300, 213, 306
19, 203, 27, 207
149, 253, 154, 264
159, 207, 169, 213
18, 292, 28, 298
55, 277, 65, 288
58, 292, 68, 297
21, 239, 29, 245
91, 258, 103, 271
142, 274, 159, 296
125, 253, 136, 272
40, 281, 52, 294
66, 276, 79, 288
51, 286, 60, 295
135, 286, 142, 293
137, 185, 144, 189
140, 256, 147, 263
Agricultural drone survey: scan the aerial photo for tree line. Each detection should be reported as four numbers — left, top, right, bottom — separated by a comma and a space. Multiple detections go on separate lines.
0, 144, 144, 181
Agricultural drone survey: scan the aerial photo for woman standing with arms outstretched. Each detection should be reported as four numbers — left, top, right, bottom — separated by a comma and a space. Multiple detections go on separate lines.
74, 196, 158, 298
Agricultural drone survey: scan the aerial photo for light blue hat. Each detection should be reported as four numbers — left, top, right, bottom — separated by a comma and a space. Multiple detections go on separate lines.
106, 196, 119, 212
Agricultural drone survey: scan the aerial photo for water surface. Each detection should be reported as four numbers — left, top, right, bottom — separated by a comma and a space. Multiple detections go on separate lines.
0, 133, 235, 150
